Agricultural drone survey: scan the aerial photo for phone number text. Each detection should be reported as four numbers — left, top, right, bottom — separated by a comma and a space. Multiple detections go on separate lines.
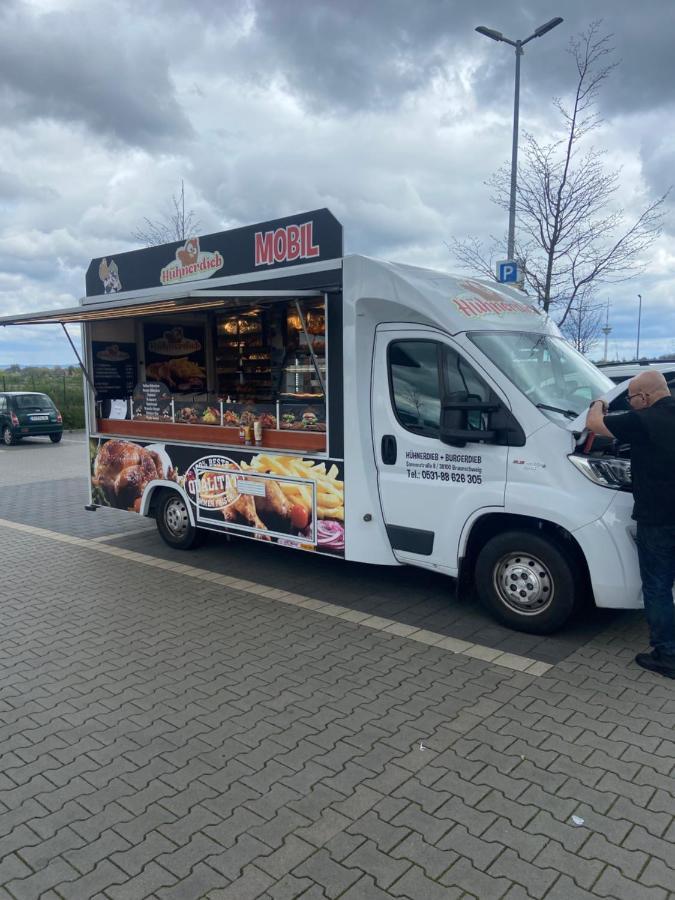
406, 469, 482, 484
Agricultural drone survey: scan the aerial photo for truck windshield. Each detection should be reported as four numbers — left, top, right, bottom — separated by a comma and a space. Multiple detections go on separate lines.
469, 332, 613, 418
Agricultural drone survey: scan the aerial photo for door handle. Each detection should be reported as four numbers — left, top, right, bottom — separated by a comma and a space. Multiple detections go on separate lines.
381, 434, 397, 465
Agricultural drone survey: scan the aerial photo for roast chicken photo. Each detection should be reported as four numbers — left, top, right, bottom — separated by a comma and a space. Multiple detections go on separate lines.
93, 440, 174, 511
220, 476, 292, 539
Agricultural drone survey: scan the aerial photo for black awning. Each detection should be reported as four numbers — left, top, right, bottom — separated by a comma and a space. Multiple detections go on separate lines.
0, 289, 322, 326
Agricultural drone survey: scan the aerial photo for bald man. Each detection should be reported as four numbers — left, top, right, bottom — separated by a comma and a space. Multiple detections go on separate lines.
588, 369, 675, 679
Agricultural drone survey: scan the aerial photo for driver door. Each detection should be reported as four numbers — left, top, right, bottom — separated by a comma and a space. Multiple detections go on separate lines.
372, 326, 509, 573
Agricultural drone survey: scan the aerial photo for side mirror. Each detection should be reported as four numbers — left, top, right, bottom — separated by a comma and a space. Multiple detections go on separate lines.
439, 392, 525, 448
440, 392, 498, 447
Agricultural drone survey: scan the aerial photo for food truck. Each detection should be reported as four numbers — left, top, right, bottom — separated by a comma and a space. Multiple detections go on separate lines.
0, 209, 641, 634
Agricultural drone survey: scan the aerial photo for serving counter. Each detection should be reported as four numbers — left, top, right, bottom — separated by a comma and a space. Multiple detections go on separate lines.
95, 418, 327, 452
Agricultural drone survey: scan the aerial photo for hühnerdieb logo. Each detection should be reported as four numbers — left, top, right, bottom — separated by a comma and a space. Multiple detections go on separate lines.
160, 237, 224, 286
452, 280, 540, 318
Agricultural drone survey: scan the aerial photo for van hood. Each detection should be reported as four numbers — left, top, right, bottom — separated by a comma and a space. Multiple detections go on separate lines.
564, 378, 630, 437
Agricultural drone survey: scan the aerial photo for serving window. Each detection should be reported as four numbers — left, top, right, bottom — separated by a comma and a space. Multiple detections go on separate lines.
90, 296, 328, 453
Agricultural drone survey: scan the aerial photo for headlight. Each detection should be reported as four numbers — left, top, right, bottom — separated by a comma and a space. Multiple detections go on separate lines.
568, 454, 632, 489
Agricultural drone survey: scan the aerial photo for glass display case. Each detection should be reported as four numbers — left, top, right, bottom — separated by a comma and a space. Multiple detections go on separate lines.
215, 310, 275, 402
94, 297, 328, 452
279, 399, 326, 432
281, 302, 326, 400
281, 359, 326, 397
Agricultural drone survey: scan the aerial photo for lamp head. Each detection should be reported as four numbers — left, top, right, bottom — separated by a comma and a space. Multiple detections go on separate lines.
534, 17, 563, 37
475, 25, 503, 42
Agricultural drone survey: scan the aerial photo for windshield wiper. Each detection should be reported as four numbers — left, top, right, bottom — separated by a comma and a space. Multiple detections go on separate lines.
536, 403, 578, 419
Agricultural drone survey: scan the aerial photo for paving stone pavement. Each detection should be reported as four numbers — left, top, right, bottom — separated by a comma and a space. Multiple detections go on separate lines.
0, 475, 156, 541
0, 462, 622, 664
1, 522, 674, 899
0, 433, 89, 488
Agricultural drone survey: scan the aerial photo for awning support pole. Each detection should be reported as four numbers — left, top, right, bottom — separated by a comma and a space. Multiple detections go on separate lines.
61, 323, 96, 392
293, 299, 326, 396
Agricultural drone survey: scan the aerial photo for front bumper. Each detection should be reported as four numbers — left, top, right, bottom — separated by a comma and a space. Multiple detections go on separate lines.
573, 491, 642, 609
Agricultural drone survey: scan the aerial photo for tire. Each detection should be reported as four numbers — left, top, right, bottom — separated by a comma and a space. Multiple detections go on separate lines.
475, 530, 579, 634
49, 433, 62, 443
155, 490, 201, 550
2, 426, 15, 446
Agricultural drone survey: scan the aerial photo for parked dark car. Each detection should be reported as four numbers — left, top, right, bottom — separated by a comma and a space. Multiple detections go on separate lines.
0, 392, 63, 445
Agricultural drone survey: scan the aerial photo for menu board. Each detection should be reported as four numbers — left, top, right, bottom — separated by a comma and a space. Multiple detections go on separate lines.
92, 342, 137, 399
132, 381, 172, 421
144, 323, 206, 392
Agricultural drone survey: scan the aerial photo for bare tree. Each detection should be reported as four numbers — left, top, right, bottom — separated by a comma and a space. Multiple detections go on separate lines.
560, 295, 604, 355
451, 22, 668, 342
132, 180, 201, 247
403, 385, 426, 425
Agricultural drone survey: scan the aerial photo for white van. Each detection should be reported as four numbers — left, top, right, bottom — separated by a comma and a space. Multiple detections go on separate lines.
0, 209, 639, 635
598, 360, 675, 390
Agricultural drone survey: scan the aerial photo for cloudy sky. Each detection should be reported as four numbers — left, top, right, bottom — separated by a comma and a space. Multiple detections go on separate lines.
1, 0, 674, 365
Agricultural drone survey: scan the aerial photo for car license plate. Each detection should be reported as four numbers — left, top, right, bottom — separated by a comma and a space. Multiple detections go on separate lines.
30, 415, 49, 421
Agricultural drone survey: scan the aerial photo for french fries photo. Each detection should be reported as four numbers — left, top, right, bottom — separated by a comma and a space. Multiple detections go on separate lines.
241, 454, 344, 521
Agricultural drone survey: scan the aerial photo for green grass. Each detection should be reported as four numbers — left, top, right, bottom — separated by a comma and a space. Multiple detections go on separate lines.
0, 369, 85, 429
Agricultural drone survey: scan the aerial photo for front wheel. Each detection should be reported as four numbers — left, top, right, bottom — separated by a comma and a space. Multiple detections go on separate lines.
475, 530, 579, 634
3, 426, 16, 446
156, 490, 201, 550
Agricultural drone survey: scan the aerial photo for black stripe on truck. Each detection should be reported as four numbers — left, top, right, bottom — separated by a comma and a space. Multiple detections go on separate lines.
386, 525, 435, 555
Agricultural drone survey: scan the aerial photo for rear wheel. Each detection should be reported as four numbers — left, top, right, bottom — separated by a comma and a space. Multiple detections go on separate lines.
156, 490, 201, 550
49, 433, 62, 443
475, 530, 579, 634
3, 426, 15, 446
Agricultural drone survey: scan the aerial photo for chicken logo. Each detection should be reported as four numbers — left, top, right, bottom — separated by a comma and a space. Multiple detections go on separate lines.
160, 237, 224, 285
176, 237, 200, 267
99, 258, 122, 293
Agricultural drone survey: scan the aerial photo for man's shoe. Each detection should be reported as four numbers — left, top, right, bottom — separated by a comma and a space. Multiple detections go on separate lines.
635, 650, 675, 679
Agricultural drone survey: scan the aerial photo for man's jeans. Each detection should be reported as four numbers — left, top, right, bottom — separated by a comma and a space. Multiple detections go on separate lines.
636, 523, 675, 657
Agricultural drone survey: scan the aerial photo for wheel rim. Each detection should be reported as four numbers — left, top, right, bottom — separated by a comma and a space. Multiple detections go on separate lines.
164, 496, 190, 538
3, 427, 11, 445
493, 551, 554, 616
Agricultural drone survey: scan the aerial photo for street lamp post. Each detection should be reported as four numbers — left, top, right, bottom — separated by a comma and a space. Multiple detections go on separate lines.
602, 299, 612, 362
636, 293, 642, 360
475, 17, 563, 261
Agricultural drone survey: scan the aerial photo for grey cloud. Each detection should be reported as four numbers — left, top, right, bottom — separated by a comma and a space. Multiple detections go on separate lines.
0, 251, 80, 288
2, 0, 673, 148
0, 3, 192, 146
152, 0, 675, 122
1, 0, 674, 362
148, 0, 478, 112
243, 0, 460, 112
0, 169, 58, 204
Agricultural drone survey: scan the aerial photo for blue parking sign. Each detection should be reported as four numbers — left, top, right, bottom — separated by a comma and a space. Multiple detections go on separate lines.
497, 260, 519, 283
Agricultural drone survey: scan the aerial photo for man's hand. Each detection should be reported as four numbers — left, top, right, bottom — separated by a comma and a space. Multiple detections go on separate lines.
586, 398, 614, 438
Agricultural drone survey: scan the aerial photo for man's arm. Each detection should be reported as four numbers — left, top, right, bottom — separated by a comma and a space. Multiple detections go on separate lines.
586, 399, 615, 438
